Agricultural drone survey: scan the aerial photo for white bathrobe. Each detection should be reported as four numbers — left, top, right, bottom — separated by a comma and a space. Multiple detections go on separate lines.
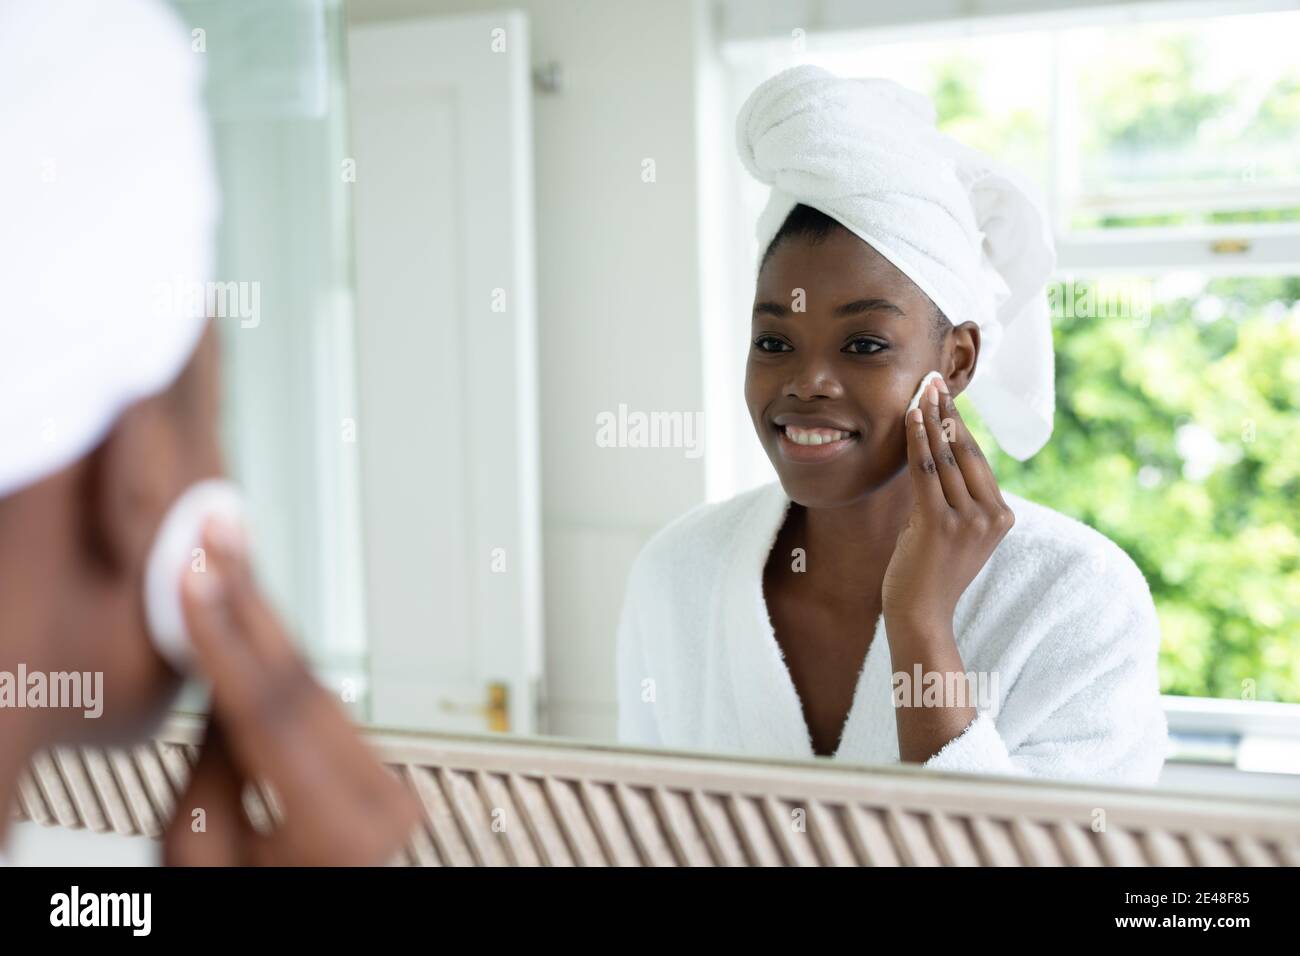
616, 482, 1169, 786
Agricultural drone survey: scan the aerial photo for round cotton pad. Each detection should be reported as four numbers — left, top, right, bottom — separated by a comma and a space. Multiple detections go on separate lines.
907, 370, 945, 415
143, 478, 246, 674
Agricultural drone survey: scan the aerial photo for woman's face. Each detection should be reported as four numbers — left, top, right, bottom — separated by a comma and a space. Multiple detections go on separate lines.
744, 227, 974, 509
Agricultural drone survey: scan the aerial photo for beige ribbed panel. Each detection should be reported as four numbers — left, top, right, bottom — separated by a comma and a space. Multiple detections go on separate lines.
12, 715, 1300, 867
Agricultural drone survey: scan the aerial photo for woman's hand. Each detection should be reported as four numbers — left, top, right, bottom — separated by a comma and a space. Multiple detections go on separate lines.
882, 376, 1015, 630
162, 517, 422, 866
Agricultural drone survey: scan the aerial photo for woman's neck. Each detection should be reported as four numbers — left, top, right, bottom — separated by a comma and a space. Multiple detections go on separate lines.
776, 468, 915, 603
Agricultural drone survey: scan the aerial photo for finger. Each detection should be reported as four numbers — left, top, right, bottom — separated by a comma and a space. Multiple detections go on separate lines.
935, 386, 1004, 506
925, 380, 973, 508
192, 551, 371, 788
180, 550, 317, 776
200, 517, 301, 673
181, 551, 267, 716
180, 545, 401, 862
904, 404, 947, 512
187, 522, 322, 748
163, 719, 250, 866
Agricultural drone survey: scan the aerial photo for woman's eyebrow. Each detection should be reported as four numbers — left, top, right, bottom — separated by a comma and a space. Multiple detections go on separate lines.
753, 300, 789, 317
752, 297, 905, 318
833, 298, 906, 318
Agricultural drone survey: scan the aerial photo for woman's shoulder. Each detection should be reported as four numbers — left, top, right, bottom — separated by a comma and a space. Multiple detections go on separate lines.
1000, 491, 1138, 569
987, 490, 1155, 619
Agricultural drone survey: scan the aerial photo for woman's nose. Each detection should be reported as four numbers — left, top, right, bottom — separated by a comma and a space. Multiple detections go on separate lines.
784, 357, 844, 401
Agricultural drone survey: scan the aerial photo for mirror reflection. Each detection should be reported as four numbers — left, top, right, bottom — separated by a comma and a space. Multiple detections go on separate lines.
4, 1, 1298, 870
215, 0, 1300, 797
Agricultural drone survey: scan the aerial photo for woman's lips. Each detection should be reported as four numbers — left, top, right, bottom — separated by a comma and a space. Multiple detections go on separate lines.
776, 423, 858, 463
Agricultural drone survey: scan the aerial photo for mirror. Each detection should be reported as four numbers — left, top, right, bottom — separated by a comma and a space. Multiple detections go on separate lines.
185, 0, 1300, 803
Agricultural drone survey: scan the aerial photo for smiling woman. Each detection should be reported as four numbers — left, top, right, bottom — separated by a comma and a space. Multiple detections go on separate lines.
614, 65, 1169, 784
746, 218, 974, 508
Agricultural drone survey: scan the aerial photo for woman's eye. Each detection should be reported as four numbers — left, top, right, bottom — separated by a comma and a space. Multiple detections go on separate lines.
754, 335, 792, 353
843, 337, 886, 355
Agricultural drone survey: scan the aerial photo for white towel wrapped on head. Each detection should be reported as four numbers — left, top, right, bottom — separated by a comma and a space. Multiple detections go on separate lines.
0, 0, 218, 498
736, 64, 1057, 461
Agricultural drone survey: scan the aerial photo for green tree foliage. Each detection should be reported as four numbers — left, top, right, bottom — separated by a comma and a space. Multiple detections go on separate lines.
925, 34, 1300, 702
961, 278, 1300, 703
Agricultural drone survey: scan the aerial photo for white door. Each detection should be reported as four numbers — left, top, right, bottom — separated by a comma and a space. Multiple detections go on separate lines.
347, 12, 542, 735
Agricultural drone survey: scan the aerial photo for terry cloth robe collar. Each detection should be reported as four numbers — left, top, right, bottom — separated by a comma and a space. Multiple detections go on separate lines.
617, 480, 1168, 785
716, 484, 898, 763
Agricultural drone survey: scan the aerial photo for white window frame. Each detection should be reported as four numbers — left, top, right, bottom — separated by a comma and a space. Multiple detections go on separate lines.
703, 0, 1300, 775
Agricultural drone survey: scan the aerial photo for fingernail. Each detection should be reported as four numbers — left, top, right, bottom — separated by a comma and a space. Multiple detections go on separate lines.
208, 515, 247, 560
927, 383, 939, 406
184, 566, 224, 605
936, 377, 949, 395
907, 407, 923, 424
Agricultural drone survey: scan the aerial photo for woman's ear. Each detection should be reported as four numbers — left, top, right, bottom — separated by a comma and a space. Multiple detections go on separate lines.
943, 322, 981, 396
79, 397, 183, 578
81, 330, 225, 578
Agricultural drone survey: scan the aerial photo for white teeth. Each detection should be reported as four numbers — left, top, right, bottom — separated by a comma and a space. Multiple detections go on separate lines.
783, 425, 851, 446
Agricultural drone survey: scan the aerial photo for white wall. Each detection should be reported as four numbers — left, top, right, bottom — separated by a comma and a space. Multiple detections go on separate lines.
348, 0, 712, 740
